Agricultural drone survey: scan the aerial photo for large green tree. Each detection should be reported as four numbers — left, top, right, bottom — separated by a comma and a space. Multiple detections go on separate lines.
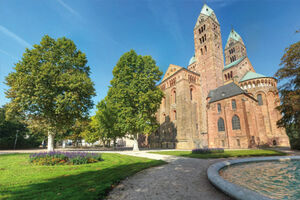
275, 38, 300, 149
5, 35, 95, 151
94, 98, 124, 148
108, 50, 163, 151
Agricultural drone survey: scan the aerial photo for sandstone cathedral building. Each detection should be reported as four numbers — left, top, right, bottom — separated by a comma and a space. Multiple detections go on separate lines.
148, 4, 290, 149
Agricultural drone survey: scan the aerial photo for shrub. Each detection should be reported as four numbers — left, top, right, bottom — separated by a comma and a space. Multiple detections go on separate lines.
192, 148, 224, 154
29, 151, 103, 165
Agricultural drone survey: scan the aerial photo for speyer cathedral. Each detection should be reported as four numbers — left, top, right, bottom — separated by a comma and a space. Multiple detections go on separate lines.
148, 4, 290, 149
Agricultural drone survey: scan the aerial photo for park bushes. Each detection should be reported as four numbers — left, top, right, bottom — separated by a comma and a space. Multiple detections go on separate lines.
192, 148, 224, 154
29, 151, 103, 165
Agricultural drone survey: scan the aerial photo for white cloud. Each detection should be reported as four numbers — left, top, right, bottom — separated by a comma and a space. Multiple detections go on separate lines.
0, 49, 17, 60
57, 0, 82, 19
0, 25, 31, 48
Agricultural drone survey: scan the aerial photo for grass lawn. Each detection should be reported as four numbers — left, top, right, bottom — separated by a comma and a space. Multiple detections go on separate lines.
0, 153, 166, 200
150, 149, 286, 159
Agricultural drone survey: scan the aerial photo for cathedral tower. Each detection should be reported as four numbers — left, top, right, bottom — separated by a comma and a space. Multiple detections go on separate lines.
193, 4, 224, 97
193, 4, 224, 135
224, 29, 247, 65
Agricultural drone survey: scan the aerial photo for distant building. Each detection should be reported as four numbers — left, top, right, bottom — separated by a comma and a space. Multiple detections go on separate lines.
148, 4, 290, 149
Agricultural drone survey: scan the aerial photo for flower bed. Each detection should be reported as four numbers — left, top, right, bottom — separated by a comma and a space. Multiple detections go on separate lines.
29, 151, 103, 165
192, 148, 224, 154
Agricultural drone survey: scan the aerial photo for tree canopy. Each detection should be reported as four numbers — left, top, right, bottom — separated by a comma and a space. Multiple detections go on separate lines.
0, 106, 42, 149
107, 50, 163, 150
275, 38, 300, 149
5, 35, 95, 151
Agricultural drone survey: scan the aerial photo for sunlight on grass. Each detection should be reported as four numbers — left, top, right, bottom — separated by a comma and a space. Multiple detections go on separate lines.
0, 153, 166, 200
150, 149, 286, 159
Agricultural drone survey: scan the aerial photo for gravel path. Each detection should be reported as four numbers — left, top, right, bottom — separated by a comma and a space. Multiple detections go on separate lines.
107, 151, 231, 200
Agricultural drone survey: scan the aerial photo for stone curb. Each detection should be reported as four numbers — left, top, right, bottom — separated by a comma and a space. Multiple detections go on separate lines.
207, 156, 300, 200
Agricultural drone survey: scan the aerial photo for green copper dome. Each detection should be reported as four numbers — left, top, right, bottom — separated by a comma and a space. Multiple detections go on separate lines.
189, 56, 196, 65
239, 71, 266, 82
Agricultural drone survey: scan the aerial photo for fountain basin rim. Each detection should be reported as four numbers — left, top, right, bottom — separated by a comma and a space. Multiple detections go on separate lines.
207, 156, 300, 200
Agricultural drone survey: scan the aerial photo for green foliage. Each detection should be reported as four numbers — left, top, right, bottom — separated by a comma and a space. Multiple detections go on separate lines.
5, 35, 95, 146
151, 149, 286, 159
80, 115, 102, 144
29, 152, 103, 165
108, 50, 163, 138
0, 153, 166, 199
285, 124, 300, 149
0, 106, 43, 149
275, 38, 300, 149
95, 99, 124, 146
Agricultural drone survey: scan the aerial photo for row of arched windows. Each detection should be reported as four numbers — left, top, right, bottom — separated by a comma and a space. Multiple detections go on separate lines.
200, 45, 207, 55
198, 24, 206, 34
230, 55, 236, 62
229, 48, 235, 54
199, 34, 207, 44
217, 115, 241, 132
240, 79, 276, 89
224, 71, 233, 80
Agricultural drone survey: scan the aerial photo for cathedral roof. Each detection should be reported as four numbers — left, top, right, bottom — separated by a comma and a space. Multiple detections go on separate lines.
161, 64, 183, 81
200, 4, 214, 16
224, 56, 246, 70
239, 71, 267, 82
208, 82, 246, 103
225, 29, 245, 48
188, 55, 196, 65
194, 4, 219, 28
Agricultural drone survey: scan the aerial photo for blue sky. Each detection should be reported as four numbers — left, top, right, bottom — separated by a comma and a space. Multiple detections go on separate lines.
0, 0, 299, 114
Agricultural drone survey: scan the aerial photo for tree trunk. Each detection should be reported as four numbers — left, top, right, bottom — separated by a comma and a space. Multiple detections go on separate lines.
133, 134, 139, 151
113, 138, 117, 149
47, 132, 54, 152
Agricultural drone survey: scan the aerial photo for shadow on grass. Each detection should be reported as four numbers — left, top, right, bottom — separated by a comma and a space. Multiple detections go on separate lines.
151, 150, 287, 159
2, 160, 166, 200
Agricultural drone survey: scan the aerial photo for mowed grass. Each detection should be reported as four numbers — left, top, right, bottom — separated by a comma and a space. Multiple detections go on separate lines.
0, 153, 166, 200
150, 149, 286, 159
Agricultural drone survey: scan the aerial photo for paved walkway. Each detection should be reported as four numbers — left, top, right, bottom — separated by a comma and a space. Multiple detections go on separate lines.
107, 151, 231, 200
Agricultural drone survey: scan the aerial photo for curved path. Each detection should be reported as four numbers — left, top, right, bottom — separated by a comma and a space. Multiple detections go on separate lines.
107, 151, 231, 200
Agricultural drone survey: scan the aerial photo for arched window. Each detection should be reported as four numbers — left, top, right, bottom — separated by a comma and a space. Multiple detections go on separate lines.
204, 45, 207, 52
230, 71, 233, 78
174, 110, 177, 120
257, 94, 263, 105
201, 48, 203, 55
203, 24, 206, 30
232, 115, 241, 130
173, 90, 176, 104
218, 118, 225, 132
190, 88, 193, 100
237, 139, 240, 147
232, 99, 236, 110
225, 74, 227, 80
217, 103, 221, 113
